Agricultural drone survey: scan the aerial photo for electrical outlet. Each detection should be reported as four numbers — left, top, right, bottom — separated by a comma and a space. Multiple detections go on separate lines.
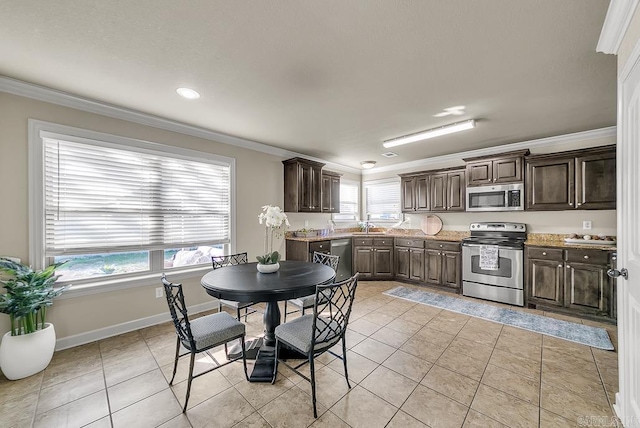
583, 220, 592, 230
155, 287, 163, 298
304, 220, 309, 228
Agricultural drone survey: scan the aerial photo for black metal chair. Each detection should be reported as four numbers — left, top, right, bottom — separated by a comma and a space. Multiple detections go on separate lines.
283, 252, 340, 322
211, 252, 258, 321
272, 273, 359, 418
161, 274, 248, 412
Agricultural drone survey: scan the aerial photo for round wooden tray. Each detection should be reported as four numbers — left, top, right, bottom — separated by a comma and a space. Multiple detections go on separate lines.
421, 215, 443, 236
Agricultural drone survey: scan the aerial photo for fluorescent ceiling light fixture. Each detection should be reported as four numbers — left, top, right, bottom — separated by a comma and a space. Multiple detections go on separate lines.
433, 105, 466, 117
176, 87, 200, 99
360, 160, 377, 169
383, 119, 476, 148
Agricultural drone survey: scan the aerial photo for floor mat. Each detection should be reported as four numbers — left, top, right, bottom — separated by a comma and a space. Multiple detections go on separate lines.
384, 286, 614, 350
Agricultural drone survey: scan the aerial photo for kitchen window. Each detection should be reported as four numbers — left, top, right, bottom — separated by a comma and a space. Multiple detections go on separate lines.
333, 179, 359, 221
29, 121, 234, 290
364, 179, 401, 222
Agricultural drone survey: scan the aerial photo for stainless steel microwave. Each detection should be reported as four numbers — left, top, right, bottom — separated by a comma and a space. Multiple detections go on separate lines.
466, 183, 524, 212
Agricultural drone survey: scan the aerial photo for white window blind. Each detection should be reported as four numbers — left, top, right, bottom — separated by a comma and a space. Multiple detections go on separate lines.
365, 180, 401, 221
334, 181, 359, 221
44, 138, 231, 256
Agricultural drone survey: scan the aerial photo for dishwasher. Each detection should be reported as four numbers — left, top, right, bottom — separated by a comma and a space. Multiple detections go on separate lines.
330, 239, 353, 282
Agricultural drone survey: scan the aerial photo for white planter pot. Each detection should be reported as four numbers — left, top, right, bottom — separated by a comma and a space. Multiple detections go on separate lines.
257, 262, 280, 273
0, 323, 56, 380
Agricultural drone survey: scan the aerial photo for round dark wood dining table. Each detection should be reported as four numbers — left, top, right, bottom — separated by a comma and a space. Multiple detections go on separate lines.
201, 260, 336, 381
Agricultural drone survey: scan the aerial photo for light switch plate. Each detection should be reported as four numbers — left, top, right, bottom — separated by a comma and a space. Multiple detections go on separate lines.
583, 221, 592, 230
304, 220, 309, 227
155, 287, 163, 298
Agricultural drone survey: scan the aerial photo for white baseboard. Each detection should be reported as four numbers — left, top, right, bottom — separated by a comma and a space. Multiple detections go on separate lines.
54, 301, 219, 351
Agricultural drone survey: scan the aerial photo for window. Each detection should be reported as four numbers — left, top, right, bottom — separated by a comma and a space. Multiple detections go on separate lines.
30, 121, 234, 287
364, 179, 401, 221
332, 180, 359, 221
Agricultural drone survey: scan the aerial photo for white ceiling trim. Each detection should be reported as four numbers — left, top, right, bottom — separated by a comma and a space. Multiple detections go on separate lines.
597, 0, 640, 54
0, 76, 361, 175
362, 126, 617, 176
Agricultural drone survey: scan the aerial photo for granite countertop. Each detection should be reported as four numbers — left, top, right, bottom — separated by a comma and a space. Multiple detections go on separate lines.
285, 229, 469, 242
525, 233, 617, 251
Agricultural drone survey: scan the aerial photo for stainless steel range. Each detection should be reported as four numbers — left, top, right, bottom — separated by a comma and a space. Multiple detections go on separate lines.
462, 222, 527, 306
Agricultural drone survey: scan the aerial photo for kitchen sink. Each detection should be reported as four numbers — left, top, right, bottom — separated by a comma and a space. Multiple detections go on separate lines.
351, 231, 386, 235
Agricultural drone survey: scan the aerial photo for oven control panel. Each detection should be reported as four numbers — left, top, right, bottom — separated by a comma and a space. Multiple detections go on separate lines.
469, 222, 526, 232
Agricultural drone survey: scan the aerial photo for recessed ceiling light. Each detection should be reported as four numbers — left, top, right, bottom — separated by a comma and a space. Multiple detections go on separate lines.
176, 87, 200, 99
360, 161, 377, 169
433, 105, 465, 117
381, 152, 398, 158
383, 120, 476, 148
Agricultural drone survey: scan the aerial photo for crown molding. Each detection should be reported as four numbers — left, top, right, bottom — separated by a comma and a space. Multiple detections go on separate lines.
362, 127, 617, 176
597, 0, 640, 54
0, 76, 360, 175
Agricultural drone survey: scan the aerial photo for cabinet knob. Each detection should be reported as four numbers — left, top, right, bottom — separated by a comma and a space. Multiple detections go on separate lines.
542, 252, 547, 256
566, 265, 571, 269
583, 255, 589, 259
569, 202, 573, 206
558, 264, 563, 268
577, 203, 582, 206
319, 245, 323, 248
439, 244, 443, 248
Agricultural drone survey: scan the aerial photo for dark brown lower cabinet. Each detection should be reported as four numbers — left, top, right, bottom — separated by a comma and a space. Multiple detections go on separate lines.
526, 246, 614, 320
352, 237, 394, 279
395, 238, 425, 282
425, 241, 462, 291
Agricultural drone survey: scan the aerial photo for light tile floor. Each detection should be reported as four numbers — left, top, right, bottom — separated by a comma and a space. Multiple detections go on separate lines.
1, 281, 621, 428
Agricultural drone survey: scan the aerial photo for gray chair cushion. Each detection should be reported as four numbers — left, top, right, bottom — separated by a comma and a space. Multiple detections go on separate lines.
185, 312, 245, 351
220, 299, 254, 309
275, 314, 342, 354
288, 289, 332, 310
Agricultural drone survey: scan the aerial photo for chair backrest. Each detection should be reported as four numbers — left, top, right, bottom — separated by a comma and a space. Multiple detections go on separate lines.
312, 251, 340, 273
161, 274, 196, 349
311, 273, 358, 351
212, 252, 248, 270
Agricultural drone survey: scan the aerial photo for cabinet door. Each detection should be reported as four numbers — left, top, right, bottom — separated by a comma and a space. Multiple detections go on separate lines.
576, 150, 616, 210
401, 177, 416, 212
441, 251, 461, 289
424, 249, 442, 285
298, 163, 314, 212
373, 248, 394, 277
564, 262, 611, 316
310, 166, 323, 212
330, 176, 341, 213
526, 157, 575, 210
447, 170, 465, 211
321, 174, 332, 213
409, 248, 425, 282
466, 160, 493, 186
493, 157, 523, 184
353, 247, 373, 278
430, 173, 447, 211
395, 247, 410, 279
527, 258, 564, 306
415, 175, 430, 211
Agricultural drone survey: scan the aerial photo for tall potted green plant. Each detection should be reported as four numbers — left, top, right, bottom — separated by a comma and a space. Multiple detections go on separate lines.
0, 258, 68, 380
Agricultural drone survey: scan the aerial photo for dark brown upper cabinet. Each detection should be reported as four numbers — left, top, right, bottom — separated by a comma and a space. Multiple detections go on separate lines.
430, 169, 465, 212
400, 174, 429, 213
463, 149, 529, 187
525, 145, 615, 211
283, 158, 325, 213
321, 171, 342, 213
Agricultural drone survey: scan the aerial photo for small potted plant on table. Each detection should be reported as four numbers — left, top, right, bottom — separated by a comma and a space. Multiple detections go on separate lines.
257, 205, 289, 273
0, 258, 69, 380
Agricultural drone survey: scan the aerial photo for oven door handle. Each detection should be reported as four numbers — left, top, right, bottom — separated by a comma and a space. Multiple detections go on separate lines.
462, 243, 516, 250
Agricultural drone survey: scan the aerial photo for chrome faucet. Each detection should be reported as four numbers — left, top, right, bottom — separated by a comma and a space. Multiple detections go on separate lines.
365, 214, 371, 234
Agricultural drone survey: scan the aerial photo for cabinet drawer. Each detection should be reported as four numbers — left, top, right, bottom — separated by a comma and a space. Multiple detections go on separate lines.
425, 241, 460, 252
353, 238, 373, 246
527, 247, 563, 260
309, 241, 331, 253
565, 248, 610, 265
395, 238, 424, 248
373, 238, 393, 247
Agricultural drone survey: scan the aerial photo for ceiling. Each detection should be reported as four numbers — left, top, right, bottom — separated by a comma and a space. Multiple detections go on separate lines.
0, 1, 616, 170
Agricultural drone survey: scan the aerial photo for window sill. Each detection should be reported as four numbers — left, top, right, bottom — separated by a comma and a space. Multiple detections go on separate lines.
58, 265, 212, 299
